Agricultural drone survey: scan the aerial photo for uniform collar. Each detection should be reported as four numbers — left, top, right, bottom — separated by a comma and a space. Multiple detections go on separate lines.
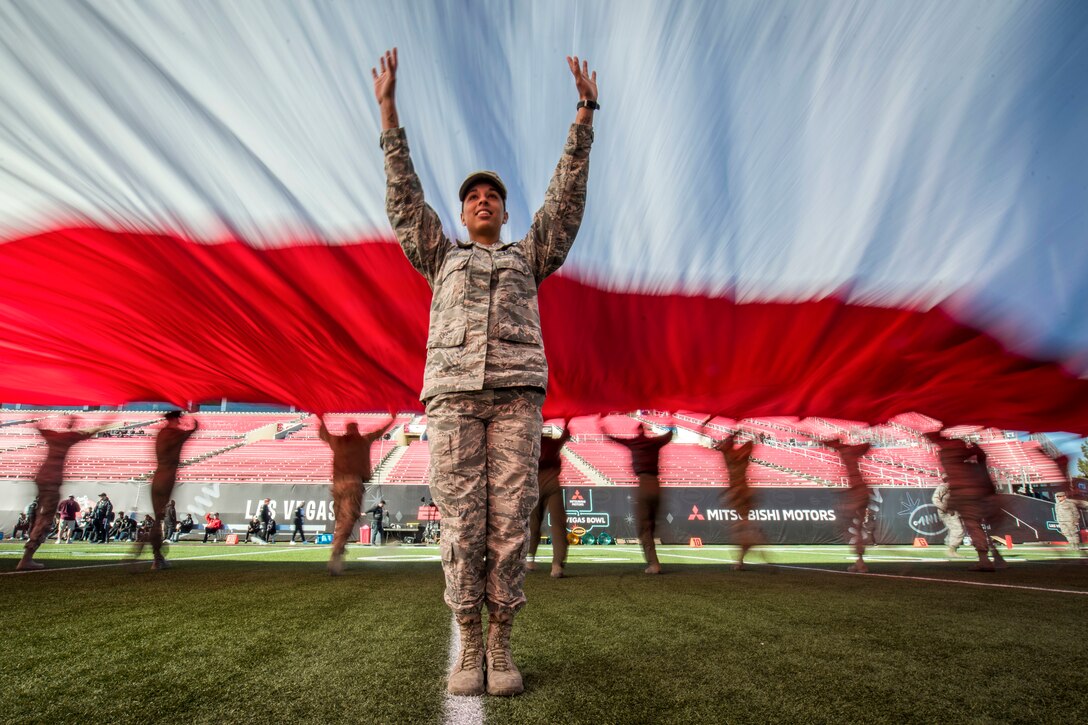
456, 238, 516, 251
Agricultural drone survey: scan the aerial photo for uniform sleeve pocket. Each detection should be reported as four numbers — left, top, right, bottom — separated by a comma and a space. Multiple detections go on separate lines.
428, 322, 466, 348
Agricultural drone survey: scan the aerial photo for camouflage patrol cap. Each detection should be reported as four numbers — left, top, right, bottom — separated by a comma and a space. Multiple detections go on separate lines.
459, 171, 507, 202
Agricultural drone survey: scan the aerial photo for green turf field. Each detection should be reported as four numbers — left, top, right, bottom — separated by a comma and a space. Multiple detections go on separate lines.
2, 541, 1086, 724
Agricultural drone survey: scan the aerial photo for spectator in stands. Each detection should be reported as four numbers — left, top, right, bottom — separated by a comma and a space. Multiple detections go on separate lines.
131, 411, 199, 571
12, 512, 31, 541
290, 505, 306, 544
825, 439, 873, 574
365, 500, 388, 546
926, 431, 1007, 571
711, 430, 762, 571
18, 416, 105, 571
1054, 492, 1087, 553
92, 493, 113, 544
163, 500, 177, 544
602, 418, 673, 575
203, 512, 223, 543
318, 413, 395, 575
528, 420, 572, 578
931, 480, 965, 557
174, 514, 196, 541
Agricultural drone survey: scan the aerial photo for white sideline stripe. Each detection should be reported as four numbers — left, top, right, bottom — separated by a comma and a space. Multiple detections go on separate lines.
0, 545, 314, 575
775, 563, 1088, 596
442, 612, 485, 725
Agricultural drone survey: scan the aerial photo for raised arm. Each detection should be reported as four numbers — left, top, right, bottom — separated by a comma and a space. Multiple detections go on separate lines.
366, 414, 398, 443
317, 414, 332, 444
558, 418, 573, 446
374, 48, 450, 282
526, 56, 598, 282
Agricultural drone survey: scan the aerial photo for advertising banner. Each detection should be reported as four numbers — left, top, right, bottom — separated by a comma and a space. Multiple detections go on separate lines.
0, 481, 1067, 545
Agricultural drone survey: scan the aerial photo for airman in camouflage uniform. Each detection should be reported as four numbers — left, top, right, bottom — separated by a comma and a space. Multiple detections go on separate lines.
131, 411, 199, 570
932, 481, 965, 557
827, 439, 873, 573
375, 47, 596, 697
1054, 491, 1087, 553
714, 433, 762, 570
605, 423, 673, 575
319, 414, 395, 575
927, 432, 1007, 572
17, 417, 101, 571
528, 420, 573, 578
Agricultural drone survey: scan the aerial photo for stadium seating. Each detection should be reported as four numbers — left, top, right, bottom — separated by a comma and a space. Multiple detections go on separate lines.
0, 410, 1069, 489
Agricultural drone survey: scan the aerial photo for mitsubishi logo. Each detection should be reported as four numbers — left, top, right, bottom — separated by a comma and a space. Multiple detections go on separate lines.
688, 505, 705, 521
570, 490, 585, 501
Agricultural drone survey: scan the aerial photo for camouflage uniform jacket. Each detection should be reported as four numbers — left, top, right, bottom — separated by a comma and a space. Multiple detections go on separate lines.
932, 482, 952, 513
382, 123, 594, 401
1055, 497, 1088, 526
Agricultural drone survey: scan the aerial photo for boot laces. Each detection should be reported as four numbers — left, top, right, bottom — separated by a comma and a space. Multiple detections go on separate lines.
459, 643, 482, 670
488, 646, 511, 671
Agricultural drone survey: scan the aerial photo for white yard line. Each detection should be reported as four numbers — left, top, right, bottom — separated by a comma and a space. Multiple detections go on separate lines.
775, 563, 1088, 596
441, 612, 485, 725
0, 545, 315, 575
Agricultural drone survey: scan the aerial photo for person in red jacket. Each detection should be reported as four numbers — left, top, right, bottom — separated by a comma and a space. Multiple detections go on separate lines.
203, 512, 224, 543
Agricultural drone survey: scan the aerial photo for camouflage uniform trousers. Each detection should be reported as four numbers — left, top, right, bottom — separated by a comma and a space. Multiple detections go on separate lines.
528, 466, 567, 568
727, 488, 762, 549
129, 474, 177, 563
331, 475, 364, 557
637, 473, 662, 566
23, 481, 61, 556
426, 387, 543, 616
840, 486, 870, 556
940, 511, 965, 548
958, 498, 999, 555
1058, 522, 1082, 551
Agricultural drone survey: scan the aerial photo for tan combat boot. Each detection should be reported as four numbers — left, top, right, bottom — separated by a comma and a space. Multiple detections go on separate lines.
485, 610, 524, 696
448, 613, 484, 696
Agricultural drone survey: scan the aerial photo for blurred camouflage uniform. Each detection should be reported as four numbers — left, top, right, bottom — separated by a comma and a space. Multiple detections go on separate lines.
932, 437, 1005, 570
21, 429, 92, 561
716, 436, 762, 559
828, 441, 872, 564
529, 425, 572, 576
320, 420, 391, 567
932, 481, 964, 554
1054, 493, 1087, 551
382, 122, 593, 616
607, 428, 673, 571
133, 419, 197, 568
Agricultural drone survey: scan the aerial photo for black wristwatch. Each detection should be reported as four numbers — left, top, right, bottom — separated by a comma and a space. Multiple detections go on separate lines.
577, 99, 600, 111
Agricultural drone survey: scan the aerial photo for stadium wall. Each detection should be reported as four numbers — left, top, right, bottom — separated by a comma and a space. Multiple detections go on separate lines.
0, 482, 1066, 545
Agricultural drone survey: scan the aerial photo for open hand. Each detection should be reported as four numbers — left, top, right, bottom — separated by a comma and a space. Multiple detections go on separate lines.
566, 55, 598, 101
372, 48, 398, 105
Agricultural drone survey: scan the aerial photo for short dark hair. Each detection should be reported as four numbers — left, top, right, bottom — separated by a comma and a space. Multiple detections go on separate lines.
164, 410, 183, 421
